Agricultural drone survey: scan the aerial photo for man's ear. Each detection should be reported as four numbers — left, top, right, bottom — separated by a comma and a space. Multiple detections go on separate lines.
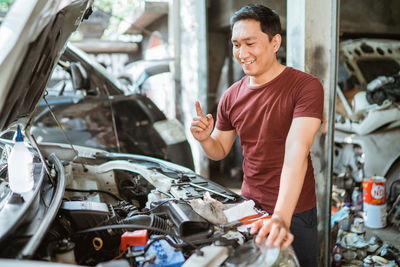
272, 34, 282, 53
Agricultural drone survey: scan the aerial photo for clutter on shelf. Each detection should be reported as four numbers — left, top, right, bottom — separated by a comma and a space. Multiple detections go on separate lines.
331, 175, 400, 266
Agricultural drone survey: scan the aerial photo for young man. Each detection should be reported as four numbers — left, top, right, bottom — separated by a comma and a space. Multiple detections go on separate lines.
190, 4, 323, 267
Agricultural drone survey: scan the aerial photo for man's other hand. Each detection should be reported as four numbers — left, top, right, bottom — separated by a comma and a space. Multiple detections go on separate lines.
250, 214, 294, 250
190, 101, 214, 142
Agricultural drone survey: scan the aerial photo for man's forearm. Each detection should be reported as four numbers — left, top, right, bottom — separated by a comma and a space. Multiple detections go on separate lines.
273, 143, 309, 228
199, 136, 228, 161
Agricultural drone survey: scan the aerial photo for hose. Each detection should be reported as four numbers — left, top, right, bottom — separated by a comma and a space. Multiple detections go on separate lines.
120, 214, 171, 234
74, 224, 198, 249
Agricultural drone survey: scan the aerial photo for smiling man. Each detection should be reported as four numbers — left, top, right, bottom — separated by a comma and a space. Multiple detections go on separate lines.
190, 4, 323, 266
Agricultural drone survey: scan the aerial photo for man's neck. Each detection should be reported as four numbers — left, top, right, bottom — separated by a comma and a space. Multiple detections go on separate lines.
249, 63, 286, 86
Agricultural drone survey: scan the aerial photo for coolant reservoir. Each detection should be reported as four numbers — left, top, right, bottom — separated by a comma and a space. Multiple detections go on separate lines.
7, 125, 34, 193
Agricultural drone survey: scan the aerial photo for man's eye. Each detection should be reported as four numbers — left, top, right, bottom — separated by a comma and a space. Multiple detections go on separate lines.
233, 44, 240, 48
247, 43, 255, 46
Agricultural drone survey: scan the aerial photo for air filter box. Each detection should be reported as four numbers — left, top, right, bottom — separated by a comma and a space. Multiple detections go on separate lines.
61, 201, 111, 230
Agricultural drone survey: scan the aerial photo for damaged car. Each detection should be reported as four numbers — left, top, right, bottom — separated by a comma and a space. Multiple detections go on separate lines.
117, 59, 175, 120
0, 0, 300, 266
31, 42, 194, 171
333, 39, 400, 227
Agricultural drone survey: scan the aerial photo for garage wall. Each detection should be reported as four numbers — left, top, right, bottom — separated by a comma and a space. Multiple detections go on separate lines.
208, 0, 400, 36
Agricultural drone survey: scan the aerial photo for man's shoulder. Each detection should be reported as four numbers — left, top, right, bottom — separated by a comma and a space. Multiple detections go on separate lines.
229, 75, 248, 90
221, 75, 248, 99
283, 67, 323, 92
286, 67, 319, 82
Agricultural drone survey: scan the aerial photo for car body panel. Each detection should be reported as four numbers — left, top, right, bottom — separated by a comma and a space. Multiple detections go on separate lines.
334, 128, 400, 178
0, 0, 91, 132
339, 38, 400, 88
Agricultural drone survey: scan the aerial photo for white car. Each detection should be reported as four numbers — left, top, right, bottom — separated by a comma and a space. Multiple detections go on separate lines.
0, 1, 299, 266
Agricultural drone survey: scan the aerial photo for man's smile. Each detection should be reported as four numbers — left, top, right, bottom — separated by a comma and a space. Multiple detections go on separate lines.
241, 58, 255, 65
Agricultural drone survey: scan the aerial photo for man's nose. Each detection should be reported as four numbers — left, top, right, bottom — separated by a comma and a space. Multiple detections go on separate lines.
238, 46, 249, 59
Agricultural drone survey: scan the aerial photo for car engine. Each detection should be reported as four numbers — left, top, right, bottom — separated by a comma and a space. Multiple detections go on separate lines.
0, 145, 299, 267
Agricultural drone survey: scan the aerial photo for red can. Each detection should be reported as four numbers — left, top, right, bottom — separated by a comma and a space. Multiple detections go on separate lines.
362, 176, 386, 205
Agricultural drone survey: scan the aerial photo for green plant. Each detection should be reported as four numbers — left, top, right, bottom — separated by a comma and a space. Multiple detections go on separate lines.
0, 0, 14, 12
93, 0, 139, 39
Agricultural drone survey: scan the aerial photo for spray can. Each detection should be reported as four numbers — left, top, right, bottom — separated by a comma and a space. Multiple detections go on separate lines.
332, 242, 343, 267
352, 187, 363, 211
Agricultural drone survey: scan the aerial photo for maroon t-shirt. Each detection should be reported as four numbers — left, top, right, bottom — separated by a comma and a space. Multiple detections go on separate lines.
216, 67, 324, 213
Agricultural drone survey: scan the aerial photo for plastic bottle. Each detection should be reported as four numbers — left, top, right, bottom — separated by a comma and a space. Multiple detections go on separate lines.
339, 203, 351, 232
332, 242, 343, 267
7, 125, 34, 193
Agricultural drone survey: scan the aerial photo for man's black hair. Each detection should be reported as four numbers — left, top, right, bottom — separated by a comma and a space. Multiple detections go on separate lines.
230, 4, 281, 41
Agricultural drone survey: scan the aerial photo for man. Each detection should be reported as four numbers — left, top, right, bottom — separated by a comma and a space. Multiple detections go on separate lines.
190, 4, 323, 267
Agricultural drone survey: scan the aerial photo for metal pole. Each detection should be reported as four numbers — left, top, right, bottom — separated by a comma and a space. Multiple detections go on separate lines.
324, 1, 339, 266
180, 0, 209, 177
287, 0, 339, 265
170, 0, 183, 122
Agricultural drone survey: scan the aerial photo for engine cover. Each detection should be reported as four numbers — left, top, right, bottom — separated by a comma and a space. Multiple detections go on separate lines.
61, 201, 111, 230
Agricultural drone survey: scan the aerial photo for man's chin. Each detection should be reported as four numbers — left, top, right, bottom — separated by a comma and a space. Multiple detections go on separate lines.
242, 68, 254, 76
242, 63, 258, 73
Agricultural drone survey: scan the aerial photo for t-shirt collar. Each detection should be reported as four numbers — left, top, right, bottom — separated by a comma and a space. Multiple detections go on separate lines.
247, 66, 290, 90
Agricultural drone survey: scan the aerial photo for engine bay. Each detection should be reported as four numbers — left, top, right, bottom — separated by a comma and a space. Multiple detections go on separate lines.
0, 148, 300, 267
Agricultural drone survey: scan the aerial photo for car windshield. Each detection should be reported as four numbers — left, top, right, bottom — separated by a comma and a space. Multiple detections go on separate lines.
46, 63, 86, 98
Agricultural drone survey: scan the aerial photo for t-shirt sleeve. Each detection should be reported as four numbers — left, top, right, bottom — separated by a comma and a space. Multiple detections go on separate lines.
293, 78, 324, 121
216, 91, 235, 131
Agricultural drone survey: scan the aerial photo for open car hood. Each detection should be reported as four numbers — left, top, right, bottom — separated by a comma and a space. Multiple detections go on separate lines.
340, 39, 400, 88
336, 39, 400, 135
0, 0, 91, 134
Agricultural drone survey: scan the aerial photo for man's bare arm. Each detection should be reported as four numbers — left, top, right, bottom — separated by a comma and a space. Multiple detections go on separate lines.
251, 117, 321, 249
200, 129, 236, 160
274, 117, 321, 226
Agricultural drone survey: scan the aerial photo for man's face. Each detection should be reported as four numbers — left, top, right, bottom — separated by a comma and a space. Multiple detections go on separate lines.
231, 19, 280, 80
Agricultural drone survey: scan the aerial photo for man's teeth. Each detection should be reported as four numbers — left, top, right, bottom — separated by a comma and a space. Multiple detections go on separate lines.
241, 59, 255, 65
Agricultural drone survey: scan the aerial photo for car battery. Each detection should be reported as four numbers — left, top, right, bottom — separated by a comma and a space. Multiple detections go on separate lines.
143, 237, 185, 267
